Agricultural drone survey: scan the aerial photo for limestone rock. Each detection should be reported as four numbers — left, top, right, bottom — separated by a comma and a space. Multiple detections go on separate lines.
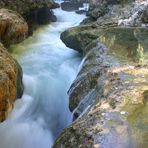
60, 25, 99, 54
87, 0, 132, 20
0, 8, 28, 47
61, 25, 148, 117
54, 42, 148, 148
61, 0, 84, 11
118, 1, 148, 27
0, 0, 59, 34
55, 1, 148, 144
0, 0, 58, 16
61, 23, 148, 55
141, 5, 148, 23
67, 26, 148, 114
0, 43, 23, 122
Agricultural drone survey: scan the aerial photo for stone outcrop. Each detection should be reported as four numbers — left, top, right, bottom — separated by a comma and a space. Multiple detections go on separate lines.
0, 0, 59, 34
118, 1, 148, 27
61, 25, 148, 55
61, 0, 84, 11
61, 25, 99, 54
54, 37, 148, 148
0, 9, 28, 47
62, 25, 148, 114
87, 0, 148, 27
0, 0, 59, 121
0, 0, 58, 16
0, 43, 23, 122
88, 0, 131, 20
54, 0, 148, 147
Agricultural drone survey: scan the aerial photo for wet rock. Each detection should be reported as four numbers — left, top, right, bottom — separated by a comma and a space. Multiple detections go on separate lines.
61, 2, 80, 11
0, 43, 23, 122
54, 1, 148, 145
75, 10, 87, 14
60, 25, 99, 54
80, 17, 95, 24
0, 0, 59, 34
0, 9, 28, 47
118, 2, 148, 27
32, 8, 57, 24
61, 24, 148, 58
141, 5, 148, 23
87, 0, 133, 20
61, 0, 83, 11
86, 0, 148, 27
69, 43, 109, 114
54, 42, 148, 147
88, 2, 109, 20
62, 26, 148, 114
0, 0, 59, 16
26, 7, 57, 35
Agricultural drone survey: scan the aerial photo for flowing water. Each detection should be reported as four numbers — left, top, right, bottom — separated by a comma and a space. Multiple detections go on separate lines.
0, 8, 85, 148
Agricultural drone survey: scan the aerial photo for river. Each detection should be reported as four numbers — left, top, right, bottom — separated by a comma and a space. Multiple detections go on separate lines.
0, 7, 85, 148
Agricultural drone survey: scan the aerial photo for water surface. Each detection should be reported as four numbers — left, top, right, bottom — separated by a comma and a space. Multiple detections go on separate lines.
0, 8, 85, 148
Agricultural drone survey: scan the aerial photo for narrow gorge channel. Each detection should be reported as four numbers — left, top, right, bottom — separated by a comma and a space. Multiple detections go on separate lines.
0, 8, 85, 148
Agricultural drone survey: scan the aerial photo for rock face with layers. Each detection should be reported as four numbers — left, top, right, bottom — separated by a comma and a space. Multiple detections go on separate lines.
54, 39, 148, 148
0, 43, 23, 122
0, 9, 28, 47
61, 25, 148, 55
87, 0, 148, 27
54, 0, 148, 147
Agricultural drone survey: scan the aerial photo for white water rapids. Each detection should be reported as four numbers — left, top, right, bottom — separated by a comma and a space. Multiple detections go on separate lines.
0, 8, 85, 148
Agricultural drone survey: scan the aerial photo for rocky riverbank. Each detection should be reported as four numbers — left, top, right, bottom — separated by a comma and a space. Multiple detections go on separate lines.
54, 0, 148, 147
0, 0, 59, 46
0, 0, 58, 121
0, 43, 23, 122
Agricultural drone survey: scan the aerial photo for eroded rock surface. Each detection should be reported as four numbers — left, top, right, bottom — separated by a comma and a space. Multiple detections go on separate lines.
61, 25, 148, 56
0, 43, 23, 122
0, 9, 28, 47
0, 0, 59, 122
87, 0, 148, 27
61, 0, 84, 11
54, 0, 148, 147
0, 0, 59, 34
54, 42, 148, 148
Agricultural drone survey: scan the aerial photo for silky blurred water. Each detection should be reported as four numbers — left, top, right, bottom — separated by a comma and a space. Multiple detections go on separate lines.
0, 7, 85, 148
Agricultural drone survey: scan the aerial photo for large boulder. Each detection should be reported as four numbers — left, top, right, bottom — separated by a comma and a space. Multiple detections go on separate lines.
61, 23, 148, 55
87, 0, 132, 20
0, 43, 23, 122
64, 26, 148, 114
53, 42, 148, 148
0, 9, 28, 47
0, 0, 59, 34
61, 24, 99, 54
61, 0, 84, 11
54, 1, 148, 146
0, 0, 58, 16
82, 0, 147, 28
118, 2, 148, 27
